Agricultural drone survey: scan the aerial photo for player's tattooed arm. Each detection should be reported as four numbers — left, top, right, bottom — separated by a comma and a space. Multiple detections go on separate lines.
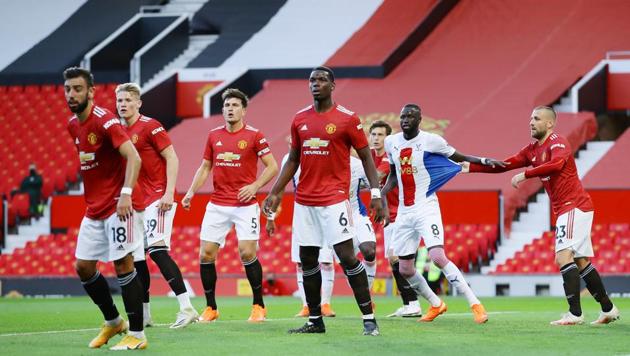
182, 159, 211, 210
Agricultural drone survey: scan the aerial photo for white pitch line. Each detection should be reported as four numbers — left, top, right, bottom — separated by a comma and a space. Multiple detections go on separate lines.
0, 312, 521, 337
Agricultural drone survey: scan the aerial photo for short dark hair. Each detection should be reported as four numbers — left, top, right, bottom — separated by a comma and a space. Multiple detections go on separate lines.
222, 88, 249, 108
370, 120, 392, 135
63, 67, 94, 88
403, 103, 421, 115
533, 105, 557, 120
312, 66, 335, 82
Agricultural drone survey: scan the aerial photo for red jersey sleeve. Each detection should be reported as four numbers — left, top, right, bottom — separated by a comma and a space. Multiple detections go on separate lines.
524, 138, 571, 178
290, 119, 301, 152
348, 114, 368, 150
203, 132, 213, 161
147, 120, 171, 152
469, 145, 530, 173
102, 117, 130, 149
254, 131, 271, 157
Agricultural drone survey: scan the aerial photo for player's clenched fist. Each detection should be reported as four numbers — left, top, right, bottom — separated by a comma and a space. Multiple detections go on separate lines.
181, 192, 193, 210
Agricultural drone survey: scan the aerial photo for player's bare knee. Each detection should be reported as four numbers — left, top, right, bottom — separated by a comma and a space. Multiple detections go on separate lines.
299, 246, 320, 270
397, 255, 416, 278
338, 254, 359, 270
428, 246, 449, 268
239, 249, 257, 263
574, 257, 590, 270
113, 254, 134, 275
74, 260, 97, 280
359, 242, 376, 262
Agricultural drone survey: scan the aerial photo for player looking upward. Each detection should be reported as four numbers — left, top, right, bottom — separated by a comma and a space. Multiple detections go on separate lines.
116, 83, 198, 329
182, 88, 278, 323
461, 106, 619, 325
263, 66, 387, 336
65, 67, 147, 350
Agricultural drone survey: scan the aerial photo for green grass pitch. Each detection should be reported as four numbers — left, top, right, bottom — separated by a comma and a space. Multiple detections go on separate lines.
0, 296, 627, 355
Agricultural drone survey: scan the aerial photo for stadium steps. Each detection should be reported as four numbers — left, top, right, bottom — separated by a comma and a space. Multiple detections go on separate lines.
2, 202, 51, 254
157, 0, 209, 14
482, 141, 614, 274
143, 34, 218, 90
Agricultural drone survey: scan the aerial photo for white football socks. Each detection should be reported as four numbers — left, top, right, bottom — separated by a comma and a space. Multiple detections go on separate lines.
363, 260, 376, 290
405, 272, 441, 307
296, 266, 307, 306
176, 291, 194, 311
321, 264, 335, 305
443, 262, 480, 306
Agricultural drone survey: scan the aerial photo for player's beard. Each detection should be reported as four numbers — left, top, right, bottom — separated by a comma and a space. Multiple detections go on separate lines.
531, 128, 545, 140
68, 96, 89, 114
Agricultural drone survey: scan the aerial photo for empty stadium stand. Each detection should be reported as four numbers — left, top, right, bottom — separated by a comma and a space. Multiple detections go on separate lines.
0, 223, 497, 277
493, 223, 630, 275
0, 83, 118, 224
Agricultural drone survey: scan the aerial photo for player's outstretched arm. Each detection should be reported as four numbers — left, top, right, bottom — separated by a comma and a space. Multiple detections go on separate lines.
356, 146, 388, 225
449, 151, 509, 168
263, 148, 298, 216
182, 159, 211, 210
159, 145, 178, 211
238, 153, 278, 203
117, 140, 142, 221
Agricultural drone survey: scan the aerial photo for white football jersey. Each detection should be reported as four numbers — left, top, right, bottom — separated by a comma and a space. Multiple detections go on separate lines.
384, 131, 459, 213
349, 156, 369, 216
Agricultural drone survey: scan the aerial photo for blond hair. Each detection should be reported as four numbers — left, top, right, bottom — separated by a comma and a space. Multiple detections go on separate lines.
115, 82, 142, 99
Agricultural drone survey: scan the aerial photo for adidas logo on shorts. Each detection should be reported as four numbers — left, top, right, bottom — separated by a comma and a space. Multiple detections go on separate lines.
117, 245, 125, 251
342, 228, 349, 234
251, 230, 257, 235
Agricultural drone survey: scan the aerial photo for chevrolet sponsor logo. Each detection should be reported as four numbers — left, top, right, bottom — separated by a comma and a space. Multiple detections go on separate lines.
217, 152, 241, 162
303, 138, 329, 149
79, 151, 95, 163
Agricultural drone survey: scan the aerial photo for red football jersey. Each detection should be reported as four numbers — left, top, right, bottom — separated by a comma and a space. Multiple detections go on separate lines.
290, 104, 369, 206
67, 105, 130, 219
125, 115, 172, 210
470, 133, 593, 216
203, 124, 271, 206
372, 149, 399, 221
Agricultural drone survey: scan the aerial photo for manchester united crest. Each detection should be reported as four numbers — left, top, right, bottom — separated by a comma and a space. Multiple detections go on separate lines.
238, 140, 248, 149
87, 132, 98, 145
131, 134, 139, 144
325, 123, 336, 134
